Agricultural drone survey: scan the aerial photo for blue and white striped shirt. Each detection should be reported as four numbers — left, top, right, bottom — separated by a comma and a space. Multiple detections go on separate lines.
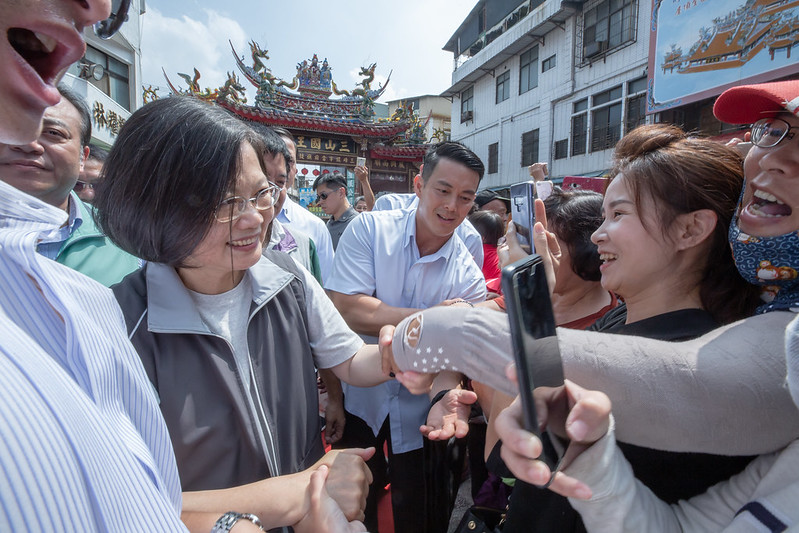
0, 181, 186, 532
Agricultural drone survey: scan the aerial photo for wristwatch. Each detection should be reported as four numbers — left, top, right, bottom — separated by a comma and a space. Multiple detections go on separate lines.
211, 511, 264, 532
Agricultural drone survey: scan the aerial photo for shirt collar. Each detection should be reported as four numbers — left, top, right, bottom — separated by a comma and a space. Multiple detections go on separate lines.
402, 208, 457, 262
145, 255, 296, 333
0, 180, 67, 233
66, 191, 84, 233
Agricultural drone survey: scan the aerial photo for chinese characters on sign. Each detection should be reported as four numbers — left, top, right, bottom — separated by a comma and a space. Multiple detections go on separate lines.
92, 102, 126, 136
295, 135, 358, 165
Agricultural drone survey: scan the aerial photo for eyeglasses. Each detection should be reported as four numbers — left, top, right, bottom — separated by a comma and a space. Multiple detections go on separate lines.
215, 183, 280, 223
74, 180, 101, 192
750, 117, 799, 148
93, 0, 132, 39
317, 192, 332, 201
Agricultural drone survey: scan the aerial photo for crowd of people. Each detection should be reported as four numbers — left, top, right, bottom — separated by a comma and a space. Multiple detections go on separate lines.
0, 1, 798, 532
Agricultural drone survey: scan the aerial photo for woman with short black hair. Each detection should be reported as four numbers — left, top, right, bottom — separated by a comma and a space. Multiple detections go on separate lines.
96, 96, 392, 531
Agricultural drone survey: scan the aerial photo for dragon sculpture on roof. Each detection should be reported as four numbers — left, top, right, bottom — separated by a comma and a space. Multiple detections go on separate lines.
230, 40, 390, 121
162, 68, 247, 104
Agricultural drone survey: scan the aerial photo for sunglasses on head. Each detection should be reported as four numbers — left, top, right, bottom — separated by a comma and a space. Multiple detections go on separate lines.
94, 0, 132, 39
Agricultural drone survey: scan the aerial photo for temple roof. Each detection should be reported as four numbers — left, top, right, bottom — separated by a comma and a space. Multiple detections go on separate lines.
369, 144, 429, 161
219, 100, 411, 138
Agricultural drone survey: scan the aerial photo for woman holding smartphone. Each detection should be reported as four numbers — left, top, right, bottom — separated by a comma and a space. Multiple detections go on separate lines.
493, 82, 799, 532
383, 81, 799, 530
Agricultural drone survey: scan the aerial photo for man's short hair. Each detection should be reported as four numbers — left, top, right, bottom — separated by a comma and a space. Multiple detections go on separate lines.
421, 141, 484, 183
57, 84, 91, 147
87, 144, 109, 163
272, 126, 295, 144
249, 123, 292, 175
313, 172, 346, 191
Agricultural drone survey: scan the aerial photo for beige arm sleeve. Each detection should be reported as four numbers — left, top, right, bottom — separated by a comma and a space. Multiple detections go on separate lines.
392, 308, 799, 455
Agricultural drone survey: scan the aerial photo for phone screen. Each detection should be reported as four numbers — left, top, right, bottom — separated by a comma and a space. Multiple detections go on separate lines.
509, 181, 537, 248
501, 255, 569, 484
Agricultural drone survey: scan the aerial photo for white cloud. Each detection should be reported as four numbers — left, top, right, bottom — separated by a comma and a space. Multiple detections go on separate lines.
141, 8, 249, 98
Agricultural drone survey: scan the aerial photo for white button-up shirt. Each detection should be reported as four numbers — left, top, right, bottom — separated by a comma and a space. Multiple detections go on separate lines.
278, 197, 335, 282
374, 193, 485, 268
0, 181, 185, 531
326, 207, 486, 452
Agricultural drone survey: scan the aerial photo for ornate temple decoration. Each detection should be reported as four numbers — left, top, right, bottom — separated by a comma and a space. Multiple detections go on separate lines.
159, 40, 437, 193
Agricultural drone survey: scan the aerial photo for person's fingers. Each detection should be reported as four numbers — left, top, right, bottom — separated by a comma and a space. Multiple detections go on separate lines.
534, 198, 548, 230
395, 371, 435, 394
504, 362, 518, 386
453, 418, 471, 439
339, 446, 376, 464
379, 325, 397, 376
545, 471, 593, 500
453, 389, 478, 405
494, 399, 542, 460
533, 222, 557, 293
326, 419, 344, 444
308, 464, 328, 511
564, 381, 612, 444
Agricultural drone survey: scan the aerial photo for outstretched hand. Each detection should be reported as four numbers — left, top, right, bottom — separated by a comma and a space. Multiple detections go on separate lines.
421, 388, 478, 440
379, 323, 437, 394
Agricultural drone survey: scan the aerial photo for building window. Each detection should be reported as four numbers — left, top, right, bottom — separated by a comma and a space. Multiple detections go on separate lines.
519, 46, 539, 94
461, 86, 474, 123
554, 139, 569, 160
591, 86, 623, 152
82, 45, 131, 110
583, 0, 636, 60
571, 99, 588, 156
488, 143, 499, 174
625, 76, 647, 133
521, 129, 539, 167
496, 71, 510, 103
542, 55, 556, 72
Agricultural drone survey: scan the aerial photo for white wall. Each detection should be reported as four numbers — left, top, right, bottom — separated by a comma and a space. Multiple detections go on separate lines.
449, 0, 652, 187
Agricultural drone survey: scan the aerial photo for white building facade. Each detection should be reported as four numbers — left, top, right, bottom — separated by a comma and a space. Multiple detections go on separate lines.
62, 0, 146, 148
444, 0, 650, 188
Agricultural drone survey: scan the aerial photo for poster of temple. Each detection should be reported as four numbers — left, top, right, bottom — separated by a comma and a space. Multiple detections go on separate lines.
648, 0, 799, 113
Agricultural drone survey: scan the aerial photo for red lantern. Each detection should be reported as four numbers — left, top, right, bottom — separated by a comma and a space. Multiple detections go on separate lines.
322, 169, 330, 174
312, 169, 320, 176
301, 168, 308, 175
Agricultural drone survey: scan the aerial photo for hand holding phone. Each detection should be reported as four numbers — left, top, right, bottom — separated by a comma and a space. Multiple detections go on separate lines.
501, 255, 569, 483
510, 181, 537, 249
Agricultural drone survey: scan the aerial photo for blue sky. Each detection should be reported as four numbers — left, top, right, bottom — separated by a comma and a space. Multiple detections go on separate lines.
141, 1, 475, 103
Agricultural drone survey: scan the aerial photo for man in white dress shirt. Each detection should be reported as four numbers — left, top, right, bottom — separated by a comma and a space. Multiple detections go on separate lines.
273, 127, 335, 281
326, 142, 487, 532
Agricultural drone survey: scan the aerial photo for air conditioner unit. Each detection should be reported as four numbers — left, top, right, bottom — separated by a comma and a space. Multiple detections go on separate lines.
461, 110, 474, 123
584, 40, 607, 58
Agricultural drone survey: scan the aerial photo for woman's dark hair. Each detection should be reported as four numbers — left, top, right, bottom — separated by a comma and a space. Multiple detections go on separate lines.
468, 210, 504, 245
611, 123, 760, 324
94, 96, 266, 267
544, 187, 603, 282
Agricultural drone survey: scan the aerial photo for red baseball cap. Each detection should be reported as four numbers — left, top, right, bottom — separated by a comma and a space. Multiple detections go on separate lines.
713, 79, 799, 125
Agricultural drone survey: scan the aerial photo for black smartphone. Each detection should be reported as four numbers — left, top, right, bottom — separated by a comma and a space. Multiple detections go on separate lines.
509, 181, 536, 249
501, 254, 569, 485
